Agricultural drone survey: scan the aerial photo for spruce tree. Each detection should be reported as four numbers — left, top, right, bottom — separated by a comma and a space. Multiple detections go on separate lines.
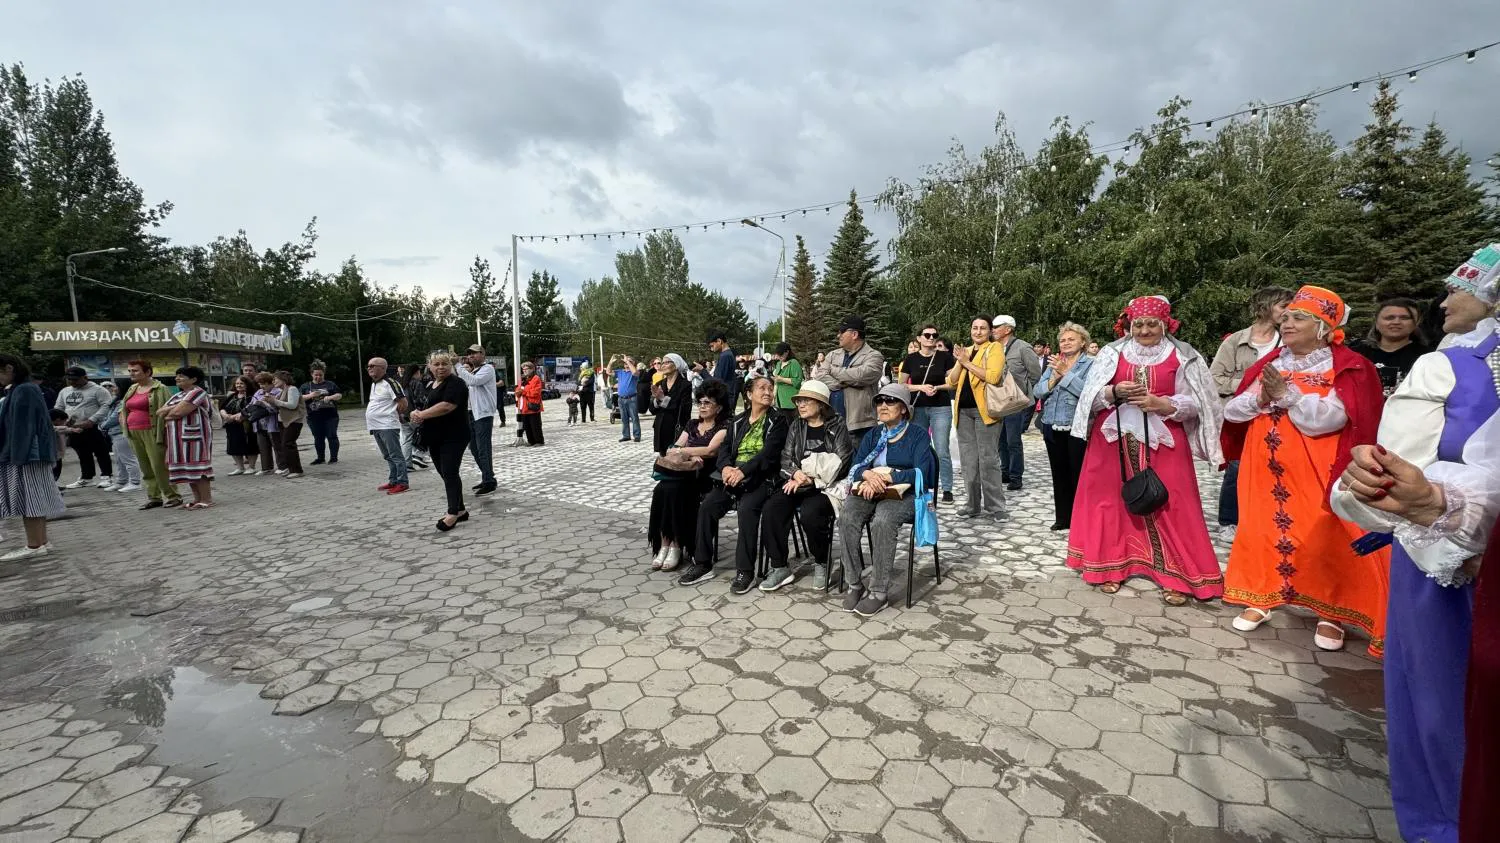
1387, 123, 1497, 302
817, 189, 886, 353
785, 235, 823, 361
1339, 80, 1415, 314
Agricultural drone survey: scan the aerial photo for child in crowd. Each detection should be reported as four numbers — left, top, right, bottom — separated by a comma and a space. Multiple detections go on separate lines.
49, 409, 72, 481
566, 391, 580, 425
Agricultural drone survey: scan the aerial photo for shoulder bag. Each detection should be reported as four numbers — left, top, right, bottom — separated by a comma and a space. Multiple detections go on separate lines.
979, 344, 1031, 419
1117, 402, 1169, 516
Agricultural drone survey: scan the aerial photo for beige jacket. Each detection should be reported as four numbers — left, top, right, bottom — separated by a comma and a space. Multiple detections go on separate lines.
1209, 327, 1279, 397
812, 342, 886, 431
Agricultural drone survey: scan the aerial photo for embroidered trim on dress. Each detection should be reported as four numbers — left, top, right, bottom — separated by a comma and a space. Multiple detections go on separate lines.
1119, 340, 1174, 367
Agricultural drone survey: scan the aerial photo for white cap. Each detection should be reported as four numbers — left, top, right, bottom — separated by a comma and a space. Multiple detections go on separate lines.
994, 315, 1017, 328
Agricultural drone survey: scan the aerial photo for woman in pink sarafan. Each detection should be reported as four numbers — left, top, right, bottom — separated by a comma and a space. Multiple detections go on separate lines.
1065, 295, 1225, 605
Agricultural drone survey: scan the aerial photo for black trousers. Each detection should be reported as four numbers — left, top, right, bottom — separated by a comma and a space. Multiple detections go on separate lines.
307, 413, 340, 460
520, 412, 544, 445
67, 427, 112, 479
429, 437, 469, 515
762, 487, 835, 567
695, 482, 771, 574
579, 391, 595, 422
1041, 423, 1087, 528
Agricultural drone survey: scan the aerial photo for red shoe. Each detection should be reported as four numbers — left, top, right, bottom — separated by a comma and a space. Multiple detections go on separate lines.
386, 484, 409, 495
377, 483, 393, 491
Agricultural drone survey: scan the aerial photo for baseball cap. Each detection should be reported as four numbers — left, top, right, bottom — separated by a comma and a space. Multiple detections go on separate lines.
65, 366, 87, 378
706, 329, 728, 343
466, 344, 485, 354
993, 315, 1017, 328
836, 316, 867, 335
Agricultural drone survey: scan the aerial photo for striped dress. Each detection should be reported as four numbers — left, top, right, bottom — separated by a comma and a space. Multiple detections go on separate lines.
164, 388, 215, 483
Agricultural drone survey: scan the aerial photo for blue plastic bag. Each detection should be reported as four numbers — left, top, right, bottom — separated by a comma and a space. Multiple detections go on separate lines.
913, 468, 939, 549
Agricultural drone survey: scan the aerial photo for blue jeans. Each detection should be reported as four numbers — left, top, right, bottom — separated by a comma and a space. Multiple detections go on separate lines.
468, 415, 495, 485
619, 397, 641, 440
998, 408, 1030, 482
307, 412, 340, 461
1218, 460, 1239, 526
911, 405, 953, 491
371, 428, 408, 487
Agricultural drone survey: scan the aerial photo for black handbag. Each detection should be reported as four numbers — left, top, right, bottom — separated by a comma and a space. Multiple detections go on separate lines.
1117, 400, 1169, 517
243, 401, 273, 424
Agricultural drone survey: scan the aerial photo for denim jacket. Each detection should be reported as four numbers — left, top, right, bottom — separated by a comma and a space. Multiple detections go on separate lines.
1032, 354, 1094, 430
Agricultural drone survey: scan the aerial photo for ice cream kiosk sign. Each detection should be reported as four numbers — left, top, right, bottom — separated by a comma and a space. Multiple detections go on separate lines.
30, 320, 292, 354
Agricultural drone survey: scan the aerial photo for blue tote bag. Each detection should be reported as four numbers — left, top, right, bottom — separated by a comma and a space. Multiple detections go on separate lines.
913, 468, 939, 549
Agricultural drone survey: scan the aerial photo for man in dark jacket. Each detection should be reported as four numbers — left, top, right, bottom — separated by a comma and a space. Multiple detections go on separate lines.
708, 330, 736, 385
678, 375, 787, 594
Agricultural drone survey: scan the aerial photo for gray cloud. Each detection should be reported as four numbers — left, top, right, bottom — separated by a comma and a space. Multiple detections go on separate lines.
368, 255, 441, 269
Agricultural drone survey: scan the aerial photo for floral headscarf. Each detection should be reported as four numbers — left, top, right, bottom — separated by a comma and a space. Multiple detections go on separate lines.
1447, 243, 1500, 306
1113, 295, 1180, 338
1286, 284, 1349, 345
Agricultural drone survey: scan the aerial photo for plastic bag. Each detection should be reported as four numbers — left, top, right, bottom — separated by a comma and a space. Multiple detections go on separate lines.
913, 468, 939, 549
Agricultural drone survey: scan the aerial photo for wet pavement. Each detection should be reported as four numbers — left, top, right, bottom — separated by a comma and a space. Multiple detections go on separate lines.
0, 422, 1394, 842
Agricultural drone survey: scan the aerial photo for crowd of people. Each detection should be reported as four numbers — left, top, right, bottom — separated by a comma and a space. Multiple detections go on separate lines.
1, 241, 1498, 839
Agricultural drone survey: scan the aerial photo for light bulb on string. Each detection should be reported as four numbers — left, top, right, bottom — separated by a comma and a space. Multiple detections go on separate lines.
1351, 81, 1361, 92
1407, 70, 1418, 82
1466, 50, 1477, 62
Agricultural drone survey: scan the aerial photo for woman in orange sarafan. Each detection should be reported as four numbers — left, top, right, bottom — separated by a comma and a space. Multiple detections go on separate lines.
1220, 285, 1389, 656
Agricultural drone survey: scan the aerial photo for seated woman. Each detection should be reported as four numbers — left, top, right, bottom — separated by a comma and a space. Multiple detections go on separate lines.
759, 380, 853, 592
839, 383, 936, 618
647, 379, 731, 573
677, 376, 788, 595
1221, 285, 1388, 654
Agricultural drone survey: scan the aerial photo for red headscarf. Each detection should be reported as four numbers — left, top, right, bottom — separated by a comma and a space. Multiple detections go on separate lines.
1114, 295, 1180, 338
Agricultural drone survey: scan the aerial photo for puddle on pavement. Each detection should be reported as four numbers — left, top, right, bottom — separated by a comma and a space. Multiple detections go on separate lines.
76, 633, 503, 837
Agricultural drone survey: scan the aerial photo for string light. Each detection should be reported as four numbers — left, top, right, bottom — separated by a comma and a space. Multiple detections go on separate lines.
513, 41, 1497, 242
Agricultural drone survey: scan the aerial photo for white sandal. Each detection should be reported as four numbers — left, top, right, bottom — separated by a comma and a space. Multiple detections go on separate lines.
1232, 608, 1272, 632
1313, 622, 1346, 651
651, 548, 668, 570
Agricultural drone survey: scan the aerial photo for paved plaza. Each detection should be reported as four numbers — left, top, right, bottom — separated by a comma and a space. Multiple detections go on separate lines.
0, 420, 1395, 842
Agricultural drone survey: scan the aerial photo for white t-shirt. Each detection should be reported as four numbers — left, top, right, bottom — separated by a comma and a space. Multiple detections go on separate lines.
365, 379, 404, 431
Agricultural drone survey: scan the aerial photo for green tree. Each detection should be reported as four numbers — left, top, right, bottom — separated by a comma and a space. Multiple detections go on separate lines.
521, 269, 570, 360
784, 234, 823, 361
818, 189, 886, 353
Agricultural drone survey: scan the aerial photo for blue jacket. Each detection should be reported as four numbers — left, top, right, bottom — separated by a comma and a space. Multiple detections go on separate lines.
0, 383, 58, 467
712, 348, 736, 384
849, 422, 936, 490
1032, 355, 1094, 429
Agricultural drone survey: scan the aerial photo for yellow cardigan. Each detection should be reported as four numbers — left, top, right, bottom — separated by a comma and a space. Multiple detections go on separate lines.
946, 340, 1007, 425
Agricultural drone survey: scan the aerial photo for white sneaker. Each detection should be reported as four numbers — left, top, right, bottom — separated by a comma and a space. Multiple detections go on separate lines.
276, 469, 289, 476
116, 483, 141, 493
62, 479, 89, 489
95, 477, 114, 488
660, 547, 682, 572
285, 472, 303, 479
227, 468, 243, 476
255, 470, 271, 476
0, 544, 51, 562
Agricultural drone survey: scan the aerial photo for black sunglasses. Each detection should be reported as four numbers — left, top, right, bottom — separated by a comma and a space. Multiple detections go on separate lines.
873, 395, 905, 406
920, 332, 937, 339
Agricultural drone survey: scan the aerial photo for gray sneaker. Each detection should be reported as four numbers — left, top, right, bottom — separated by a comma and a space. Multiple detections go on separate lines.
842, 586, 865, 613
812, 564, 830, 590
854, 593, 887, 618
759, 567, 795, 592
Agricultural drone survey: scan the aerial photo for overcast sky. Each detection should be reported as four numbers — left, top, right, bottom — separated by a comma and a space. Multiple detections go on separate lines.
6, 2, 1499, 318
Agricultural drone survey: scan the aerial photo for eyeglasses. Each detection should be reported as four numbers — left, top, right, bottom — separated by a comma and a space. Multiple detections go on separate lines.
920, 332, 937, 339
697, 399, 718, 407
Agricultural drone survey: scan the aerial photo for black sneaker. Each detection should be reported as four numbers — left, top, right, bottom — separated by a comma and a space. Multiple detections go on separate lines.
475, 484, 497, 496
1006, 480, 1023, 492
311, 458, 325, 466
677, 563, 714, 586
329, 457, 338, 464
942, 491, 954, 504
842, 586, 865, 613
730, 573, 754, 595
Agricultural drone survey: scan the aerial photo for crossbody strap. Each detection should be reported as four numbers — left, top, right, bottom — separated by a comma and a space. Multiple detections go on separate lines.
1114, 390, 1151, 479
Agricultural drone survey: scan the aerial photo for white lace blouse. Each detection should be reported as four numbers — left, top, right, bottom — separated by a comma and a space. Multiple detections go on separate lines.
1085, 340, 1200, 451
1222, 346, 1347, 438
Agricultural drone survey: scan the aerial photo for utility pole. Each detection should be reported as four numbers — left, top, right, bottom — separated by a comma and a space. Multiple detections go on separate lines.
510, 235, 523, 388
65, 247, 127, 321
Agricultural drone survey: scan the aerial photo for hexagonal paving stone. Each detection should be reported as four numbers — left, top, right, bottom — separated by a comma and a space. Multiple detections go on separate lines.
662, 714, 723, 750
677, 685, 733, 715
575, 768, 649, 818
433, 740, 499, 784
816, 737, 887, 781
929, 742, 1005, 788
470, 762, 535, 806
473, 704, 532, 741
1177, 753, 1266, 804
506, 788, 576, 839
942, 786, 1028, 843
687, 771, 765, 826
717, 700, 778, 734
536, 744, 605, 789
503, 724, 565, 763
814, 781, 893, 833
621, 793, 699, 843
1128, 775, 1219, 827
705, 734, 772, 774
1266, 779, 1372, 836
746, 800, 829, 842
756, 755, 829, 802
588, 682, 645, 711
1029, 710, 1100, 749
765, 718, 829, 757
877, 760, 953, 809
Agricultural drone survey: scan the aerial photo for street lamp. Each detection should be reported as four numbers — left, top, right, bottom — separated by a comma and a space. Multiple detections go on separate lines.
740, 219, 788, 344
65, 247, 127, 321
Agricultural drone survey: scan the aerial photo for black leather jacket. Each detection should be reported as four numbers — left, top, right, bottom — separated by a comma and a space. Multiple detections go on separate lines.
714, 409, 788, 491
779, 415, 854, 487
